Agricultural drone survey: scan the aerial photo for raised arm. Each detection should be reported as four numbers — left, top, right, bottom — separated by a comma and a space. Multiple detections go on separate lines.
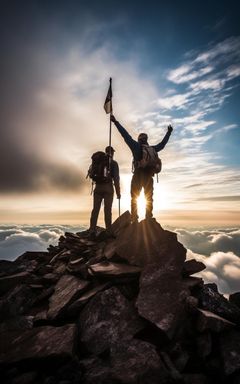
110, 115, 138, 153
154, 125, 173, 152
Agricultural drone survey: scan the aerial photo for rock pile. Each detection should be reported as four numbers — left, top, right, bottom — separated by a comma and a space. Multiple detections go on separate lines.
1, 211, 240, 384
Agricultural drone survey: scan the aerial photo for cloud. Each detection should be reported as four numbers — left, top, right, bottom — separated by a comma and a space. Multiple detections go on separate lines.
0, 224, 84, 261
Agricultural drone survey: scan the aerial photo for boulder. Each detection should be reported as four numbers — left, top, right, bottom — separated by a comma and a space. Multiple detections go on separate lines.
79, 286, 144, 354
114, 218, 186, 268
137, 264, 190, 338
197, 284, 240, 324
110, 339, 170, 384
110, 210, 131, 236
0, 324, 76, 365
229, 292, 240, 309
47, 275, 90, 320
0, 272, 31, 295
182, 259, 206, 276
88, 261, 142, 278
196, 308, 235, 333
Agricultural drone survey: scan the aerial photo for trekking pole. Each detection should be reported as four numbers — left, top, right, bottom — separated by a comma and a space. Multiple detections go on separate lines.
118, 197, 121, 217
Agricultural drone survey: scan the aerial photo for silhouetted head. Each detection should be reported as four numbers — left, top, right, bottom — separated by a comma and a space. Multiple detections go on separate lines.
138, 133, 148, 145
105, 146, 115, 157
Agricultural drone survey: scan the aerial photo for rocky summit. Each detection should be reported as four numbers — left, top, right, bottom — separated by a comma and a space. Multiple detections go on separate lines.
1, 212, 240, 384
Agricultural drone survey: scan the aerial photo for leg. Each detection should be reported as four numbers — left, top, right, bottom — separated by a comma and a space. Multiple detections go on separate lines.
89, 186, 103, 231
143, 174, 154, 219
104, 184, 114, 229
130, 172, 142, 221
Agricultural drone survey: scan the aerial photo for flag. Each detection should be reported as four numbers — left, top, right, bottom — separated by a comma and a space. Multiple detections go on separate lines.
104, 78, 112, 114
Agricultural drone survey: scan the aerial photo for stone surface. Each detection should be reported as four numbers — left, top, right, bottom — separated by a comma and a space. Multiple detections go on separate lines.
114, 218, 186, 267
137, 264, 189, 338
110, 210, 131, 236
219, 329, 240, 375
79, 286, 144, 354
0, 324, 76, 365
197, 284, 240, 324
47, 275, 89, 320
196, 308, 235, 332
110, 339, 170, 384
182, 259, 206, 276
229, 292, 240, 309
88, 261, 142, 278
0, 272, 31, 295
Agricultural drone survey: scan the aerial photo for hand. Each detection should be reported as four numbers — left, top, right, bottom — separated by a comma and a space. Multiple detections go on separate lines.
167, 125, 173, 133
110, 115, 117, 123
117, 193, 121, 199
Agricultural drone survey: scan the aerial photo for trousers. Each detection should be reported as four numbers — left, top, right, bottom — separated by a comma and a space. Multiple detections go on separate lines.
90, 182, 114, 230
131, 169, 153, 219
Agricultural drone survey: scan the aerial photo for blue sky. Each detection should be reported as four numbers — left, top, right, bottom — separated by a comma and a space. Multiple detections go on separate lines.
0, 0, 240, 225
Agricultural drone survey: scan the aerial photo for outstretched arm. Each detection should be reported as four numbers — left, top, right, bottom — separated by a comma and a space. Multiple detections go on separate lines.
154, 125, 173, 152
110, 115, 138, 153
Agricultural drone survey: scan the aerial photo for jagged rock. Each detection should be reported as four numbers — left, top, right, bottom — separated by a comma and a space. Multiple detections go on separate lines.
0, 272, 31, 295
88, 261, 142, 278
110, 339, 170, 384
110, 210, 131, 236
0, 316, 34, 333
137, 264, 190, 338
182, 259, 206, 276
196, 308, 235, 332
197, 284, 240, 324
66, 283, 109, 317
40, 273, 59, 284
80, 357, 112, 384
0, 260, 19, 277
79, 286, 144, 354
229, 292, 240, 308
0, 284, 40, 319
114, 218, 186, 267
219, 329, 240, 375
0, 324, 76, 365
47, 275, 90, 320
169, 342, 189, 372
183, 276, 204, 291
160, 351, 182, 381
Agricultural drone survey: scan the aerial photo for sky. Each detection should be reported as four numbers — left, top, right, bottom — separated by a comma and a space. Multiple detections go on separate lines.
0, 0, 240, 227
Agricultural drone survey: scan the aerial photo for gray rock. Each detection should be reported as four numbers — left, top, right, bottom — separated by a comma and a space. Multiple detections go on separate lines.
79, 286, 144, 354
229, 292, 240, 309
114, 218, 186, 267
0, 324, 76, 365
110, 210, 131, 236
196, 308, 235, 332
137, 264, 190, 338
47, 275, 90, 320
219, 330, 240, 375
110, 339, 170, 384
88, 261, 142, 278
182, 259, 206, 276
197, 284, 240, 324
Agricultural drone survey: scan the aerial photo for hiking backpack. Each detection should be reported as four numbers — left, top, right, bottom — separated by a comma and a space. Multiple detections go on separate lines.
135, 145, 162, 174
87, 151, 112, 183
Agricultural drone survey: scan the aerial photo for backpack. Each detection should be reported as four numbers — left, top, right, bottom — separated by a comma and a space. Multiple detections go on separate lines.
87, 151, 112, 183
135, 145, 162, 174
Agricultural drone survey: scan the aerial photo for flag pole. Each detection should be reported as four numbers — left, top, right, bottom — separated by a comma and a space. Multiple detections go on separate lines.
109, 77, 112, 148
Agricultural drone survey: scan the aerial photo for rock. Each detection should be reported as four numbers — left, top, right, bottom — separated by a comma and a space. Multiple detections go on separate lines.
196, 308, 235, 332
110, 339, 170, 384
80, 357, 112, 384
196, 332, 212, 358
0, 272, 31, 295
182, 373, 209, 384
79, 287, 144, 354
219, 329, 240, 375
0, 316, 34, 333
182, 259, 206, 276
114, 218, 186, 267
88, 261, 142, 278
229, 292, 240, 308
0, 324, 76, 365
6, 371, 38, 384
136, 264, 190, 338
66, 283, 109, 317
169, 342, 189, 372
197, 284, 240, 324
110, 210, 131, 236
183, 276, 204, 291
47, 275, 90, 320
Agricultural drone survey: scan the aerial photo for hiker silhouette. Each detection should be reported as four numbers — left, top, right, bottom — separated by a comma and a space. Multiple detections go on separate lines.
111, 115, 172, 222
88, 146, 121, 236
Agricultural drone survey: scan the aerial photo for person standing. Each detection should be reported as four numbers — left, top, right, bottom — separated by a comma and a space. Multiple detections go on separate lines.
110, 115, 172, 222
89, 146, 121, 235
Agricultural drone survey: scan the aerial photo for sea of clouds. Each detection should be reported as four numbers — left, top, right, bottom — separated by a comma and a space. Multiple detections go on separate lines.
0, 224, 239, 295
